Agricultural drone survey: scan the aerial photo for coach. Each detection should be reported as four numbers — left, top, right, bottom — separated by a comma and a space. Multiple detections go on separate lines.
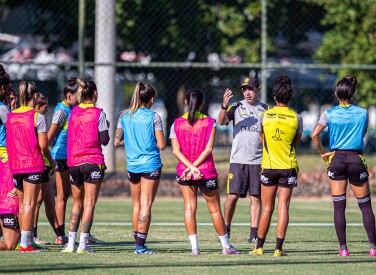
217, 76, 268, 242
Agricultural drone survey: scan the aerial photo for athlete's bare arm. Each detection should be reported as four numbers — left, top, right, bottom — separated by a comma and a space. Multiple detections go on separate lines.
155, 130, 166, 151
217, 88, 232, 125
114, 128, 124, 147
311, 123, 334, 162
47, 123, 60, 144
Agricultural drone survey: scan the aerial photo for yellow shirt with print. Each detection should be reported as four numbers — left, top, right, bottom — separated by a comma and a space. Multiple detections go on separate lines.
261, 106, 299, 169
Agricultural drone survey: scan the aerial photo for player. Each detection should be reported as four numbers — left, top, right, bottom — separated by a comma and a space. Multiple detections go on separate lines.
217, 77, 267, 242
0, 64, 20, 250
6, 81, 54, 253
311, 76, 376, 257
250, 75, 302, 257
171, 89, 240, 255
114, 82, 165, 254
62, 78, 109, 254
47, 78, 78, 244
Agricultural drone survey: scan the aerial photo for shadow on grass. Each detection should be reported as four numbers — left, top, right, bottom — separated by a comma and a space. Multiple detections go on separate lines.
2, 258, 376, 273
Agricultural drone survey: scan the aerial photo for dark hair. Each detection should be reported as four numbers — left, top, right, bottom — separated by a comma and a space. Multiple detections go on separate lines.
273, 75, 293, 104
334, 75, 357, 102
36, 93, 48, 107
186, 89, 204, 125
76, 77, 97, 103
0, 64, 10, 86
63, 77, 79, 98
127, 82, 156, 118
18, 81, 38, 106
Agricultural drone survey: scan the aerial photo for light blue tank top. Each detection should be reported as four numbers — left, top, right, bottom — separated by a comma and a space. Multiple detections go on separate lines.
327, 105, 367, 152
51, 102, 72, 159
0, 102, 8, 147
121, 108, 162, 173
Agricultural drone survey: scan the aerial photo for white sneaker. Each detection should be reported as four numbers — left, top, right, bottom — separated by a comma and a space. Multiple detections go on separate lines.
77, 245, 95, 254
34, 237, 51, 245
61, 243, 74, 253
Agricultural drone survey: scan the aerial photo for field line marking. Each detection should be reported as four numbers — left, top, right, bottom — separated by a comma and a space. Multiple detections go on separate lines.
37, 222, 364, 226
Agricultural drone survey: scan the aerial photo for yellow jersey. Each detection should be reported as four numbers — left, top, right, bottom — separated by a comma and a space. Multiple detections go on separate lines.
261, 106, 301, 169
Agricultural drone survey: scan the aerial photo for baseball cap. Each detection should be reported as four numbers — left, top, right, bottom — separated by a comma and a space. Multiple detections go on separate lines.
241, 77, 259, 90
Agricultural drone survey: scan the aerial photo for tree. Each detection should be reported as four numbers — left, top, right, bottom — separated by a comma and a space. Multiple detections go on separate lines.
314, 0, 376, 107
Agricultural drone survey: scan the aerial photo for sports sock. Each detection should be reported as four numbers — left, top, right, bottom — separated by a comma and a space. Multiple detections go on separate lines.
55, 224, 65, 237
133, 231, 138, 242
225, 224, 231, 234
250, 227, 258, 237
218, 233, 230, 249
333, 194, 347, 248
68, 231, 77, 248
136, 232, 147, 247
33, 226, 38, 238
79, 232, 89, 249
275, 238, 285, 251
256, 237, 265, 249
20, 230, 31, 248
188, 234, 199, 251
357, 194, 376, 248
29, 229, 35, 245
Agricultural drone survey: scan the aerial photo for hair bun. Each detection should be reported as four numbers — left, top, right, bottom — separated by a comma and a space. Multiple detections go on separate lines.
274, 75, 291, 85
344, 75, 357, 87
69, 77, 77, 84
76, 77, 87, 88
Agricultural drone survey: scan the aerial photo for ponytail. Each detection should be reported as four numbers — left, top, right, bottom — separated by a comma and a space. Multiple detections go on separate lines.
76, 77, 96, 103
185, 89, 204, 125
18, 81, 38, 106
126, 82, 156, 118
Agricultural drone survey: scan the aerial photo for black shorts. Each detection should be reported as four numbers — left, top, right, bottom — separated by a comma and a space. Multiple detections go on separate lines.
54, 158, 69, 172
128, 167, 162, 183
0, 214, 20, 229
70, 164, 106, 186
227, 164, 261, 197
40, 167, 51, 183
177, 176, 219, 193
327, 150, 369, 185
13, 172, 44, 190
260, 168, 298, 188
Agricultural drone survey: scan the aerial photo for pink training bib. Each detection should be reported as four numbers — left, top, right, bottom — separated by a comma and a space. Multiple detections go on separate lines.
174, 115, 217, 180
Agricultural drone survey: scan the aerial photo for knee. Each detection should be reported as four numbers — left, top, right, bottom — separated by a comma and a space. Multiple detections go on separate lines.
226, 194, 239, 204
251, 195, 261, 204
262, 206, 274, 216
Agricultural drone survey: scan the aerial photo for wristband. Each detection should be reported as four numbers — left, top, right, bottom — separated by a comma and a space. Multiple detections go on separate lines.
221, 104, 228, 110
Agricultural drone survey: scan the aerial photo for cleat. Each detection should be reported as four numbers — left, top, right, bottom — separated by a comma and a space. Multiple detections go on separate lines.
248, 235, 258, 243
222, 245, 241, 255
190, 249, 200, 255
250, 247, 264, 255
15, 242, 20, 250
34, 237, 50, 245
19, 244, 40, 253
339, 249, 349, 257
61, 244, 74, 253
134, 246, 156, 254
55, 236, 68, 245
370, 249, 376, 257
87, 234, 105, 244
77, 245, 95, 254
274, 249, 287, 257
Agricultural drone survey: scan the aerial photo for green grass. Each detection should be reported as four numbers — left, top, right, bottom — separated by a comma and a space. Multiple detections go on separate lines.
1, 198, 376, 274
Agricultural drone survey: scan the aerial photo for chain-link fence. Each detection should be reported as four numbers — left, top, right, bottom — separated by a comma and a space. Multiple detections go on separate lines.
0, 0, 375, 171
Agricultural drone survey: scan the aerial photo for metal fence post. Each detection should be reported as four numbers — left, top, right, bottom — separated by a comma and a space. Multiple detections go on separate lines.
78, 0, 85, 77
95, 0, 116, 172
261, 0, 267, 103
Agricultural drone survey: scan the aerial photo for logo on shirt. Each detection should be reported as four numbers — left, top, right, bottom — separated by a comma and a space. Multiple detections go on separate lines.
90, 171, 102, 179
266, 113, 276, 118
272, 128, 282, 141
1, 152, 8, 163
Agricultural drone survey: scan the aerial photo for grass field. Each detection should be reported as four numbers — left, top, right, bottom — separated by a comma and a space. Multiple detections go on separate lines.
1, 198, 376, 274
